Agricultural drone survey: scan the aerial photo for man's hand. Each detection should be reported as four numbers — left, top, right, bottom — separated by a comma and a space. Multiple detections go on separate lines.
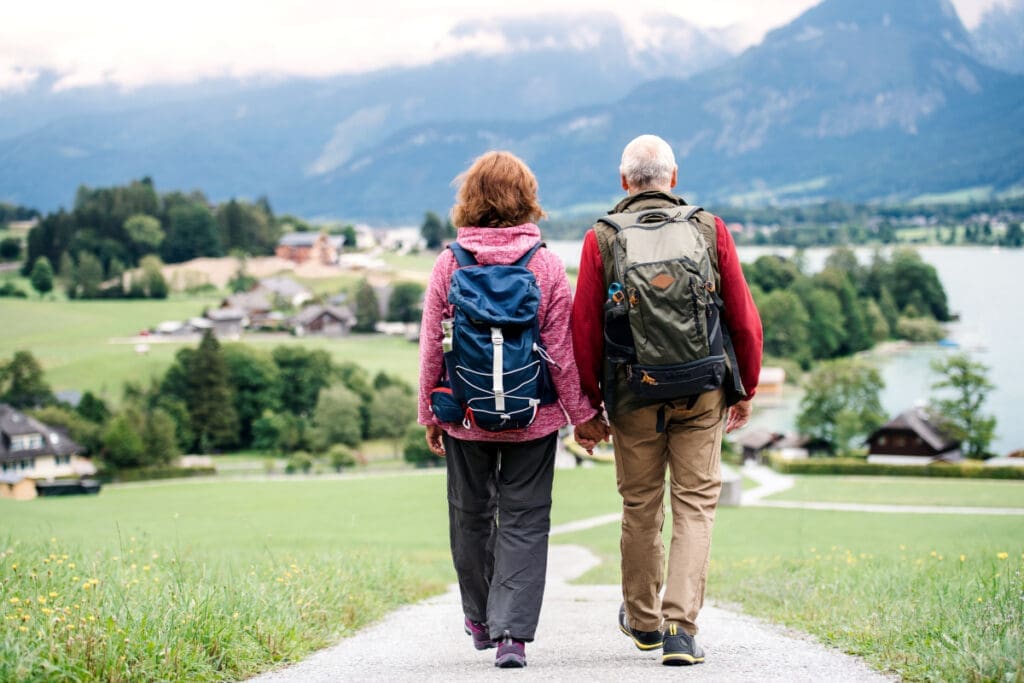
725, 399, 752, 433
574, 416, 610, 455
425, 424, 446, 456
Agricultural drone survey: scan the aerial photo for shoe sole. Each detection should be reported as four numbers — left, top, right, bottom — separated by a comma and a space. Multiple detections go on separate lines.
495, 654, 526, 668
662, 653, 704, 666
464, 627, 496, 650
618, 623, 663, 651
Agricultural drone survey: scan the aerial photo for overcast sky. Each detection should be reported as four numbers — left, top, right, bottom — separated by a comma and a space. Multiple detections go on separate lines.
0, 0, 1012, 92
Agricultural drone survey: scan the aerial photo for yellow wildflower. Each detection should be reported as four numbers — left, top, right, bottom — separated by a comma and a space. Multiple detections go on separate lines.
67, 563, 75, 569
9, 598, 20, 605
960, 555, 966, 562
37, 596, 46, 604
18, 626, 27, 632
48, 592, 57, 598
997, 552, 1009, 560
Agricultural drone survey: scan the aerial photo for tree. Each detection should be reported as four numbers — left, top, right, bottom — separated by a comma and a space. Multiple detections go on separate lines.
161, 204, 222, 263
814, 268, 872, 355
885, 249, 950, 321
141, 407, 179, 466
368, 386, 417, 455
76, 391, 111, 424
101, 412, 146, 470
137, 255, 168, 299
0, 350, 53, 408
123, 214, 165, 257
106, 257, 126, 296
929, 353, 997, 460
73, 252, 105, 299
353, 279, 380, 333
792, 280, 844, 360
311, 385, 363, 449
756, 289, 811, 366
0, 237, 20, 261
387, 281, 425, 323
341, 225, 357, 248
222, 344, 280, 446
29, 256, 54, 297
271, 346, 333, 416
743, 255, 800, 294
421, 211, 445, 250
185, 330, 239, 451
1004, 222, 1023, 248
796, 358, 886, 456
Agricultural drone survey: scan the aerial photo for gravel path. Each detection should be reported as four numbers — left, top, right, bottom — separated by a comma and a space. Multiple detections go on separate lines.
250, 543, 892, 682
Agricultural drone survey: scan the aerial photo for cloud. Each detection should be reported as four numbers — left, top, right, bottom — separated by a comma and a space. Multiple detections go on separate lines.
0, 0, 1007, 92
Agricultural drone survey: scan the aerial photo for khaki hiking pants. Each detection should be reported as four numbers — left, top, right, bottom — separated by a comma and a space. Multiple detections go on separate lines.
611, 388, 726, 636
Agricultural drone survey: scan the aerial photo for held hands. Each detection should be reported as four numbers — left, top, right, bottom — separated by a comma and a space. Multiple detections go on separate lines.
425, 424, 446, 457
574, 415, 610, 455
725, 399, 752, 433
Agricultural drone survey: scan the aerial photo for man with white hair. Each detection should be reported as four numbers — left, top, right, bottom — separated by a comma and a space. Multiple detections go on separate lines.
571, 134, 763, 666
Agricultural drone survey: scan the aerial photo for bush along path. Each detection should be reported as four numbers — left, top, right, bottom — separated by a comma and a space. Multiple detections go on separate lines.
250, 543, 891, 682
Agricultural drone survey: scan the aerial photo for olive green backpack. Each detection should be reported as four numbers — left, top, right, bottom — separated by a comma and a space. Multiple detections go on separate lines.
598, 206, 744, 417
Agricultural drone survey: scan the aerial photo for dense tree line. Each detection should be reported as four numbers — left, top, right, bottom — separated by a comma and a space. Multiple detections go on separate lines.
745, 247, 950, 368
1, 339, 421, 471
20, 178, 283, 298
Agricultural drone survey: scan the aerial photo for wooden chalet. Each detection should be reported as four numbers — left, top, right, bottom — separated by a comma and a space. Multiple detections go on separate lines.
865, 408, 962, 465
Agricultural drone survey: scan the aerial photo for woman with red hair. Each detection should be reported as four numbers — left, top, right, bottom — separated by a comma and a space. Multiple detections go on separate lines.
418, 151, 606, 668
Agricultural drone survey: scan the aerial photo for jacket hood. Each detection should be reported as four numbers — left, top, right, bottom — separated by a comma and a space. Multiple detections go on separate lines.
611, 190, 688, 214
453, 224, 543, 265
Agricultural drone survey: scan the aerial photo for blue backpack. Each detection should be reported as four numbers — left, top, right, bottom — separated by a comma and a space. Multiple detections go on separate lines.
429, 241, 557, 431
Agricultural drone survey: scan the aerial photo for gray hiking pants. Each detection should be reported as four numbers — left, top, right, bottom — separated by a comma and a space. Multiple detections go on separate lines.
444, 431, 556, 642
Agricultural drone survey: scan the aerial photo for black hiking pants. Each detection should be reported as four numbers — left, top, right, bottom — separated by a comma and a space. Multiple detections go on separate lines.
444, 431, 557, 642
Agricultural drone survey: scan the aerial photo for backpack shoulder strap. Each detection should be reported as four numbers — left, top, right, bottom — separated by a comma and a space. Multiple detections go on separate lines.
448, 242, 477, 268
513, 241, 545, 268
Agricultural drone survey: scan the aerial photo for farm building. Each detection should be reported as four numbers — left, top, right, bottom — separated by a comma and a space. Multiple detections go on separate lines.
291, 305, 357, 337
275, 232, 343, 265
865, 408, 962, 465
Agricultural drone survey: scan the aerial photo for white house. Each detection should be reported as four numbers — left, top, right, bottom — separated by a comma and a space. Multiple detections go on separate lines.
0, 404, 96, 500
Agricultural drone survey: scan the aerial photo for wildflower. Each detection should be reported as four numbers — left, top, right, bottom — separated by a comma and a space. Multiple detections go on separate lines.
112, 556, 120, 561
37, 596, 46, 604
997, 552, 1009, 560
960, 555, 967, 562
11, 563, 16, 570
18, 626, 26, 632
9, 598, 20, 605
233, 612, 240, 619
143, 565, 150, 572
899, 545, 906, 551
68, 563, 75, 569
130, 563, 137, 570
48, 592, 57, 598
81, 582, 92, 590
977, 597, 984, 603
930, 550, 937, 557
50, 537, 56, 543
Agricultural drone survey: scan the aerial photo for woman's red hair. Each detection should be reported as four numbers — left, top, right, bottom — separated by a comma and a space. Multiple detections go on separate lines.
451, 151, 545, 228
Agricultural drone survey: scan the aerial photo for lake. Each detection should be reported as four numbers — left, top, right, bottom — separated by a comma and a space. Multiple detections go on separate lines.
548, 241, 1024, 455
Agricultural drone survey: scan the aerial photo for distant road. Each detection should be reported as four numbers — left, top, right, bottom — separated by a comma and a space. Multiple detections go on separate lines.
0, 262, 21, 273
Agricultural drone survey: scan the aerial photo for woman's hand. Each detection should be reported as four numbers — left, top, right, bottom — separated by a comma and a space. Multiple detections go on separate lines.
425, 424, 446, 456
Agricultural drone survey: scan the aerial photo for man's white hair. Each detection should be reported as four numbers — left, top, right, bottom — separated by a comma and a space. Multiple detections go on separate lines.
619, 135, 676, 190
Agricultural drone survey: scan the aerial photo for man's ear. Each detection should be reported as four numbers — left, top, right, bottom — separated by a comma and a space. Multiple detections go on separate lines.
621, 174, 630, 192
670, 167, 678, 189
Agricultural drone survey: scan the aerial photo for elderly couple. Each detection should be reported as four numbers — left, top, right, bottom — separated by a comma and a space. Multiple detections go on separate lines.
417, 135, 763, 669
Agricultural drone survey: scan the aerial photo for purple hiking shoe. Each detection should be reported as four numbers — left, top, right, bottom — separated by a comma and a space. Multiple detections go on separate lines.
464, 618, 496, 650
494, 635, 526, 668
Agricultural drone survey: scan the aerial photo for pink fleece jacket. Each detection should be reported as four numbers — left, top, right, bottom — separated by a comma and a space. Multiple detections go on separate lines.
418, 224, 598, 442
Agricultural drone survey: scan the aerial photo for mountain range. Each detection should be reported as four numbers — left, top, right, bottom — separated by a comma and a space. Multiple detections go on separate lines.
1, 0, 1022, 223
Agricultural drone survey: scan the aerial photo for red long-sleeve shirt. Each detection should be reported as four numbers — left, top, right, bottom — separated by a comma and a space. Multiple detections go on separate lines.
571, 212, 763, 410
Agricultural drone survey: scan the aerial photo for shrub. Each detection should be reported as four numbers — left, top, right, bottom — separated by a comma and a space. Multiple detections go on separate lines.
895, 315, 945, 342
767, 453, 1024, 480
100, 465, 216, 483
328, 444, 357, 471
285, 451, 314, 474
403, 425, 443, 468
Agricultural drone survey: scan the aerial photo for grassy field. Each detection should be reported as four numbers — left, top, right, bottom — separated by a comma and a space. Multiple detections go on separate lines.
0, 466, 621, 681
768, 475, 1024, 508
0, 298, 420, 402
4, 467, 1022, 680
561, 481, 1024, 682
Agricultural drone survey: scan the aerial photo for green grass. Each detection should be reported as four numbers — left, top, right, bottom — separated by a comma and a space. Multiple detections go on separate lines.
0, 467, 622, 681
378, 252, 437, 275
561, 504, 1024, 682
768, 475, 1024, 508
0, 299, 420, 402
